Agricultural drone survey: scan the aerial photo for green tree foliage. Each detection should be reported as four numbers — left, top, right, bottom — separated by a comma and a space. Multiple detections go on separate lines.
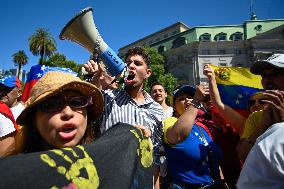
12, 50, 28, 78
143, 46, 177, 99
45, 52, 81, 73
28, 28, 57, 65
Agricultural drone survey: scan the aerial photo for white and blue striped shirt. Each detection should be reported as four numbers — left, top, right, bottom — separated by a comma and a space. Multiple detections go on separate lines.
100, 88, 164, 164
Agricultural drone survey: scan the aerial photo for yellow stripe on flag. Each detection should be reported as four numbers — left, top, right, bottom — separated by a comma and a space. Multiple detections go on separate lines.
209, 65, 263, 89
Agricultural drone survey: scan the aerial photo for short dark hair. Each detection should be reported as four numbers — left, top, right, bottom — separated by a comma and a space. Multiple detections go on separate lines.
150, 82, 165, 92
124, 47, 150, 66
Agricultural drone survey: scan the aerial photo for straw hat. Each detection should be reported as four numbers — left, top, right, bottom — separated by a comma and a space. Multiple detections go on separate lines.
17, 71, 103, 125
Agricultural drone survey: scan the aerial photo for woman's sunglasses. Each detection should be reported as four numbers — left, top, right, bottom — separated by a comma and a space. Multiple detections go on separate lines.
38, 96, 93, 113
248, 98, 267, 107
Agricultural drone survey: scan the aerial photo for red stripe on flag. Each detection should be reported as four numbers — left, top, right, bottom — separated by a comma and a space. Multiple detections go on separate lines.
21, 79, 38, 102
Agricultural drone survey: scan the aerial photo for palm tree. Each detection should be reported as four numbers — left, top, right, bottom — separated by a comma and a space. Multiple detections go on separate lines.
12, 50, 28, 78
28, 28, 57, 65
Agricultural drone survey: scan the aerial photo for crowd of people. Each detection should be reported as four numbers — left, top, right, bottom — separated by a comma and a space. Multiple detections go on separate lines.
0, 47, 284, 189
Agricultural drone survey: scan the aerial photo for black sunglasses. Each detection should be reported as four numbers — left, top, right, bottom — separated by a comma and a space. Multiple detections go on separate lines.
38, 96, 93, 113
248, 99, 267, 107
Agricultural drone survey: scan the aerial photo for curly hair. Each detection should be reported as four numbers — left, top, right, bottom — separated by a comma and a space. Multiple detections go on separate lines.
124, 47, 151, 66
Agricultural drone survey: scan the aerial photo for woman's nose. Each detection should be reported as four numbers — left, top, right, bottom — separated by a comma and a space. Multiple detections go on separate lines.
60, 105, 74, 119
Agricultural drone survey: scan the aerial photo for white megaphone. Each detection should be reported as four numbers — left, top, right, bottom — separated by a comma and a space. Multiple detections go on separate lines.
60, 7, 126, 77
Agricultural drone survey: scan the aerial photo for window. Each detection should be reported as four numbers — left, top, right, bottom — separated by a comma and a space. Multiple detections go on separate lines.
218, 49, 226, 54
234, 49, 242, 55
201, 49, 211, 55
199, 33, 211, 42
219, 63, 227, 66
178, 55, 184, 62
158, 46, 166, 53
254, 25, 262, 31
230, 32, 243, 41
214, 32, 227, 41
172, 37, 187, 48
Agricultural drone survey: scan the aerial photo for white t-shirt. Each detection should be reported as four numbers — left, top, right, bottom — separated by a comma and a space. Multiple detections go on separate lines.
0, 113, 15, 137
11, 103, 25, 119
237, 123, 284, 189
163, 106, 173, 120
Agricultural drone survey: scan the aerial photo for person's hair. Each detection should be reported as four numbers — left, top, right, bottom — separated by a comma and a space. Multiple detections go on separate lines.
0, 85, 13, 98
150, 82, 166, 93
22, 101, 98, 153
124, 47, 151, 66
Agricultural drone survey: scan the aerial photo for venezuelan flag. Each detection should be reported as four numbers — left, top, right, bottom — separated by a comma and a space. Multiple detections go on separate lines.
209, 65, 264, 116
22, 65, 77, 102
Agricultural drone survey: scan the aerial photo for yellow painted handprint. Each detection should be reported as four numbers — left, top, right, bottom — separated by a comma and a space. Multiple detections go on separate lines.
130, 129, 153, 168
40, 145, 99, 189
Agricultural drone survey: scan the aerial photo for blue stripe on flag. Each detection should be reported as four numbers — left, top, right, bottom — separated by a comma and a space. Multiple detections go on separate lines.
217, 84, 264, 109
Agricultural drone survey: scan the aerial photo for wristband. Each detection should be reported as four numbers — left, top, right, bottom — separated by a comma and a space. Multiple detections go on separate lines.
190, 99, 203, 109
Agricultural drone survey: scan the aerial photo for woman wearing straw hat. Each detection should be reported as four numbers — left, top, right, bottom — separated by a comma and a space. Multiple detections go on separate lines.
16, 71, 103, 153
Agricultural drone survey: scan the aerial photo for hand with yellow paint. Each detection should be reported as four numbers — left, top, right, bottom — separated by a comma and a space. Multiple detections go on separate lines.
134, 125, 152, 138
40, 145, 99, 189
130, 129, 153, 168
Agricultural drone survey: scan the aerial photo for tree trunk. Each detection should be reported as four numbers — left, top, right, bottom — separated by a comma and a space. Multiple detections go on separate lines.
17, 64, 22, 78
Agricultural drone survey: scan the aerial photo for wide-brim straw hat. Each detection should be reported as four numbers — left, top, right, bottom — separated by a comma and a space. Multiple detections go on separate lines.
17, 71, 103, 125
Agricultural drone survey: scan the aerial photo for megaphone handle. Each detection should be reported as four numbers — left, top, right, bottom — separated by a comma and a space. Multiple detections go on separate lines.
93, 51, 99, 62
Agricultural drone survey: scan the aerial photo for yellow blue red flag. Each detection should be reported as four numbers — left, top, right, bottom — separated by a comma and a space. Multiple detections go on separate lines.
209, 65, 264, 115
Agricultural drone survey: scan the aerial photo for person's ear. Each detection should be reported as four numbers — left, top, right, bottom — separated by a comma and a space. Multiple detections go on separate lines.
145, 68, 152, 79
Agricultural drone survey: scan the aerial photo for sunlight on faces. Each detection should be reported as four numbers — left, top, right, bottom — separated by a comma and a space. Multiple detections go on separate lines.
151, 84, 167, 104
248, 94, 267, 113
35, 91, 88, 149
174, 94, 193, 117
124, 55, 151, 87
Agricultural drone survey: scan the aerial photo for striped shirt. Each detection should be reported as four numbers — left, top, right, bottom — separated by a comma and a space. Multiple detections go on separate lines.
100, 88, 164, 164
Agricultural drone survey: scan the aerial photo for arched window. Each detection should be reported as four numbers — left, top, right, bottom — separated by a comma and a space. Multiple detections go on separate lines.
158, 45, 166, 53
254, 25, 262, 31
230, 32, 243, 41
199, 33, 211, 42
172, 37, 187, 48
214, 32, 227, 41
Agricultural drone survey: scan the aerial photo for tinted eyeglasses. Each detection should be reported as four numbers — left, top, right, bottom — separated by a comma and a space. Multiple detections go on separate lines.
248, 99, 267, 107
38, 96, 93, 113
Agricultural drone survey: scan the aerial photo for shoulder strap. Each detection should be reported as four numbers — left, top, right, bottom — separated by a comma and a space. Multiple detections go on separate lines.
196, 125, 219, 183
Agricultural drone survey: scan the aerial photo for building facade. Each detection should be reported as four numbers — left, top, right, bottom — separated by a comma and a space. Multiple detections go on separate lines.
119, 18, 284, 85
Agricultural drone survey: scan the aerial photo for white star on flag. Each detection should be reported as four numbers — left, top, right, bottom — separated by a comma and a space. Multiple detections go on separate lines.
41, 65, 46, 72
235, 99, 240, 104
36, 73, 42, 78
238, 94, 243, 98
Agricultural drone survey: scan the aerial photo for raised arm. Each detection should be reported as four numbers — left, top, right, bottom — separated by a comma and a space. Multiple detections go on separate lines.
203, 64, 246, 135
166, 85, 208, 145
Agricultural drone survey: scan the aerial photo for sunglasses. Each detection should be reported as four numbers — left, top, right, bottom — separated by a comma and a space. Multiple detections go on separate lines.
248, 99, 267, 107
38, 96, 93, 113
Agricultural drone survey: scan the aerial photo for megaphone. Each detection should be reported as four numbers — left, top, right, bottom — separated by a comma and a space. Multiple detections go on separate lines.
60, 7, 126, 77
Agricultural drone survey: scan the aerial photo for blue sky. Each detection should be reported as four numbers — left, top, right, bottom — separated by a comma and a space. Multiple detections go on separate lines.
1, 0, 284, 72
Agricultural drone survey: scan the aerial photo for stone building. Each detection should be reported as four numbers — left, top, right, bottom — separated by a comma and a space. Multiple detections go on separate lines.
119, 17, 284, 85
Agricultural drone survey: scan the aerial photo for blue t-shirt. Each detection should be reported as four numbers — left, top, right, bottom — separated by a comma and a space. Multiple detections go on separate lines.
164, 123, 222, 186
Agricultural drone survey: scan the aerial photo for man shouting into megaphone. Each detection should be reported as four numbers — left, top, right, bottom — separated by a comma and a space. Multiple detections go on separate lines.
84, 46, 164, 188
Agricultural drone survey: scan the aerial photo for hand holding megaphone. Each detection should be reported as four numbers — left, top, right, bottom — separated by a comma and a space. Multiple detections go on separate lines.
60, 7, 127, 77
